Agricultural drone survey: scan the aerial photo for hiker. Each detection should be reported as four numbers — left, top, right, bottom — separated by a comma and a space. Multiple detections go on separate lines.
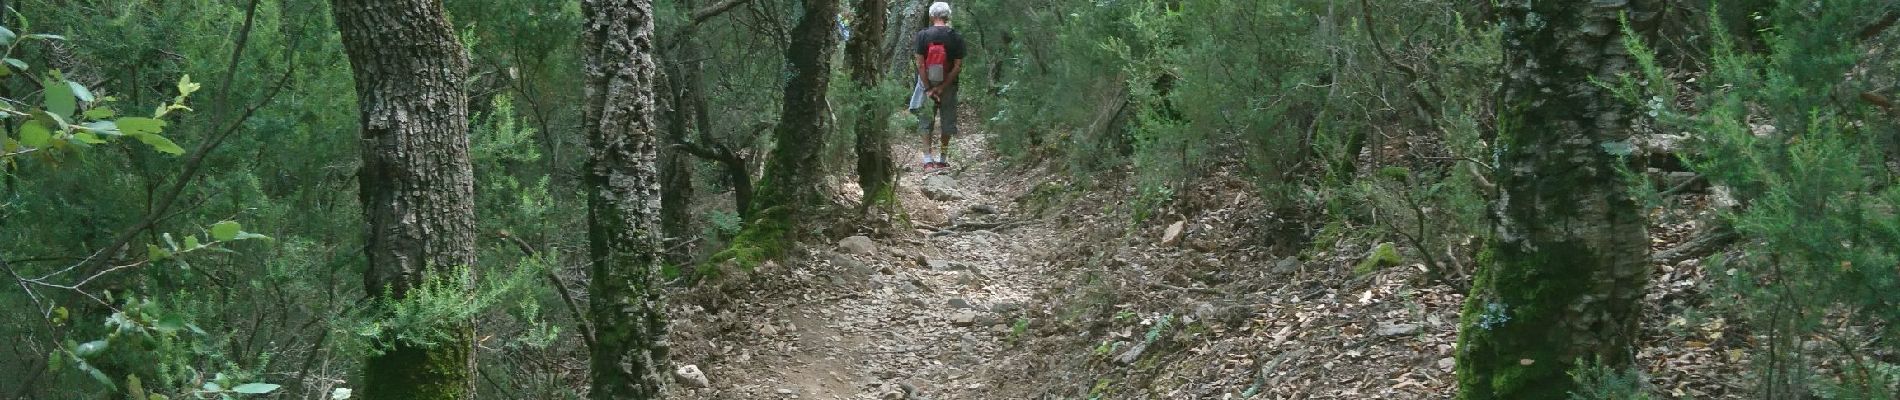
914, 2, 965, 171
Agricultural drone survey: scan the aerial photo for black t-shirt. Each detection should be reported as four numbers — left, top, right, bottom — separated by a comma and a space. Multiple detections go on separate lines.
913, 26, 966, 61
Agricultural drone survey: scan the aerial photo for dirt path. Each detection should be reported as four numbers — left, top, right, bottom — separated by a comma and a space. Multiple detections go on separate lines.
669, 133, 1059, 399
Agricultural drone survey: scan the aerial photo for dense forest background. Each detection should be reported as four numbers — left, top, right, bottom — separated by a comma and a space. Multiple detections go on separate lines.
1, 0, 1897, 398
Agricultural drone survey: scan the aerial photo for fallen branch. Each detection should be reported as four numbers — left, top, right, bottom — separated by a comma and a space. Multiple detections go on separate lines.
1652, 226, 1738, 265
1858, 10, 1899, 43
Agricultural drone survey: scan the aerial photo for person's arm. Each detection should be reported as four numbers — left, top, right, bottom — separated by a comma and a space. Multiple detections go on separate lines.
917, 54, 929, 86
945, 59, 964, 87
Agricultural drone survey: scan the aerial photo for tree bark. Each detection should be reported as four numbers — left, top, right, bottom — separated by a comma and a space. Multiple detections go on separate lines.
579, 0, 670, 398
1455, 2, 1657, 399
659, 51, 696, 265
331, 0, 477, 398
848, 0, 895, 210
756, 0, 842, 215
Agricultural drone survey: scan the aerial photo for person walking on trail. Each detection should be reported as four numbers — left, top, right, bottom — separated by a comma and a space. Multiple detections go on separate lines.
914, 2, 965, 171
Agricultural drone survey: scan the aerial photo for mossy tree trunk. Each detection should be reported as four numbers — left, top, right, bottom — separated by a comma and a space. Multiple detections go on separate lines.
580, 0, 670, 397
332, 0, 477, 398
848, 0, 895, 210
1455, 1, 1658, 399
755, 0, 841, 216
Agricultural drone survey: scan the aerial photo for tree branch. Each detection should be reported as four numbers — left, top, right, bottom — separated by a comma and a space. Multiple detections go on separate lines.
692, 0, 755, 26
63, 0, 283, 274
1357, 0, 1445, 125
497, 230, 595, 349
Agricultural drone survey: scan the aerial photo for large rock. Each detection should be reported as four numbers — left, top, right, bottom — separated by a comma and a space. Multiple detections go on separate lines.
830, 253, 874, 278
922, 175, 963, 201
839, 235, 877, 255
674, 364, 711, 388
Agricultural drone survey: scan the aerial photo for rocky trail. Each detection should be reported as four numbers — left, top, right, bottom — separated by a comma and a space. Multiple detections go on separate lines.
660, 120, 1751, 400
667, 132, 1063, 399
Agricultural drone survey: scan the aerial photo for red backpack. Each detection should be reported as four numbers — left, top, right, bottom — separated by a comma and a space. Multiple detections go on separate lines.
924, 42, 948, 84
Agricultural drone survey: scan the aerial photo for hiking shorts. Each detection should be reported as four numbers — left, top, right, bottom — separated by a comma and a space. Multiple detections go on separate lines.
918, 84, 958, 136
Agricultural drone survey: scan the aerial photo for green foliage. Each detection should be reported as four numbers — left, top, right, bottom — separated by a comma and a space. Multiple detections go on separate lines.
1567, 361, 1653, 400
1354, 242, 1401, 276
1618, 0, 1900, 397
350, 259, 543, 351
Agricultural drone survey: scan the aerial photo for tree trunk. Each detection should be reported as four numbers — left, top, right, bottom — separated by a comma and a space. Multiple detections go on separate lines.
659, 58, 696, 266
1455, 2, 1657, 399
756, 0, 841, 215
331, 0, 477, 398
848, 0, 894, 210
886, 1, 923, 81
579, 0, 669, 397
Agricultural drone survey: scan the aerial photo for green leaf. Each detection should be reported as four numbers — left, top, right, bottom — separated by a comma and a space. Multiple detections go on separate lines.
154, 315, 186, 332
72, 132, 105, 144
183, 235, 201, 250
176, 75, 200, 98
148, 244, 169, 261
82, 363, 116, 390
42, 76, 75, 117
83, 107, 115, 120
23, 33, 66, 41
233, 232, 271, 241
117, 117, 165, 135
19, 119, 50, 147
82, 120, 118, 134
211, 221, 241, 241
0, 26, 15, 46
3, 58, 26, 71
67, 81, 94, 102
73, 340, 108, 357
130, 133, 184, 155
230, 383, 280, 394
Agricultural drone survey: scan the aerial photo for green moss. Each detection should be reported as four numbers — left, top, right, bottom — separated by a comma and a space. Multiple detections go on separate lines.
1354, 242, 1402, 275
709, 206, 794, 269
361, 333, 471, 400
1456, 239, 1614, 400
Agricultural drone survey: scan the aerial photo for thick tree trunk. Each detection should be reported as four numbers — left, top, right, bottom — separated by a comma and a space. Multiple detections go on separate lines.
331, 0, 477, 398
756, 0, 841, 215
848, 0, 894, 210
1455, 2, 1657, 399
579, 0, 669, 397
